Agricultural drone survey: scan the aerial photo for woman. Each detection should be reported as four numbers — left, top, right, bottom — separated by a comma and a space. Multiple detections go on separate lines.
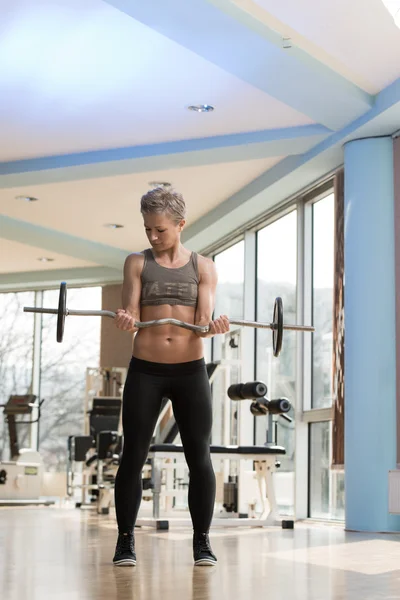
113, 186, 229, 567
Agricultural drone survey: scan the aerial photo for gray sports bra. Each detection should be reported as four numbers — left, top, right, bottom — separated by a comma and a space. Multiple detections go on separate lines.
140, 249, 199, 307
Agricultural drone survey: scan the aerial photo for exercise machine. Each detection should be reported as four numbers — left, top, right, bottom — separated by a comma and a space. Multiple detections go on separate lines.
0, 394, 49, 505
66, 366, 128, 514
67, 396, 123, 514
136, 380, 294, 530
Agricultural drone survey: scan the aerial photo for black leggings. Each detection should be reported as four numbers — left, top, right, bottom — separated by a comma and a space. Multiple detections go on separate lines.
114, 357, 216, 534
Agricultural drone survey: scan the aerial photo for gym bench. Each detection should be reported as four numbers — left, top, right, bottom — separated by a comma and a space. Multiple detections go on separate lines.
136, 443, 294, 530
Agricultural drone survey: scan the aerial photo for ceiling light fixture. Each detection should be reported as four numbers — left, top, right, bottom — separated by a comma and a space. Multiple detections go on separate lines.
104, 223, 124, 229
187, 104, 215, 113
148, 181, 171, 188
37, 257, 54, 262
16, 195, 39, 202
282, 37, 292, 49
381, 1, 400, 26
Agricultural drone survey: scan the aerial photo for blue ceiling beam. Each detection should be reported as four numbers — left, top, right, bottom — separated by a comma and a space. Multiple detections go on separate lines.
183, 76, 400, 250
0, 266, 122, 292
0, 124, 329, 189
0, 215, 128, 270
104, 0, 373, 130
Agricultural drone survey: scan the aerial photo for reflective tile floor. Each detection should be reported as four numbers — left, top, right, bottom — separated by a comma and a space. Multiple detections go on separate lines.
2, 507, 400, 600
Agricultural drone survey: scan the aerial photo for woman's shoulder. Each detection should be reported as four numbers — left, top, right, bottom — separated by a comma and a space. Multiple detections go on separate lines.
125, 251, 147, 261
124, 251, 146, 271
195, 252, 213, 264
195, 253, 216, 275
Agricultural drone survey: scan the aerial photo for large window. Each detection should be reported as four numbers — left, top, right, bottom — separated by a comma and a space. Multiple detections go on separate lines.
207, 181, 345, 521
306, 190, 344, 519
39, 287, 101, 471
206, 182, 344, 520
214, 240, 245, 320
212, 241, 245, 445
256, 211, 297, 514
0, 286, 101, 471
312, 194, 334, 409
0, 292, 35, 459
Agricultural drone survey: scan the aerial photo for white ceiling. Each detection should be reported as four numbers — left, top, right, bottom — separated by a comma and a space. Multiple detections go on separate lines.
1, 0, 400, 280
0, 238, 96, 274
0, 157, 282, 254
253, 0, 400, 93
0, 0, 312, 162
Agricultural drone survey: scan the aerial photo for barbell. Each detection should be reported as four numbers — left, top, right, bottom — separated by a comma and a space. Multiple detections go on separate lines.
23, 282, 314, 357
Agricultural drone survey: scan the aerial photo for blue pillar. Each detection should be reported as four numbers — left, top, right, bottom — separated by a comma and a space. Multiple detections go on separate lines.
344, 136, 400, 532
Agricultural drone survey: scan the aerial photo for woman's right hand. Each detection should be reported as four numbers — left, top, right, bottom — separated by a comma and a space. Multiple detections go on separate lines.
115, 309, 137, 332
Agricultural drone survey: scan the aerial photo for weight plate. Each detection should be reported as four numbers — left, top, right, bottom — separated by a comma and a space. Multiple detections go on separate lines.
272, 297, 283, 357
57, 282, 67, 343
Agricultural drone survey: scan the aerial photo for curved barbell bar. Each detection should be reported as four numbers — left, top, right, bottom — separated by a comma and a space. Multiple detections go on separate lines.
23, 282, 314, 357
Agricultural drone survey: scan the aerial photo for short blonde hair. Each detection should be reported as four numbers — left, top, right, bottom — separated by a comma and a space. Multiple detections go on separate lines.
141, 186, 186, 224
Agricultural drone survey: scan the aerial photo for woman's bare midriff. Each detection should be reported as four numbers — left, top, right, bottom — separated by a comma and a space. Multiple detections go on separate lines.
132, 304, 204, 363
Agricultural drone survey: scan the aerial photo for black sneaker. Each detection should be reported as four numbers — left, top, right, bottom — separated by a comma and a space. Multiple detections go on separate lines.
193, 532, 217, 566
113, 532, 136, 567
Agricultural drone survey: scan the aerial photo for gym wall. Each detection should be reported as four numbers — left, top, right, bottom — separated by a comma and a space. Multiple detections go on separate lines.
100, 284, 132, 368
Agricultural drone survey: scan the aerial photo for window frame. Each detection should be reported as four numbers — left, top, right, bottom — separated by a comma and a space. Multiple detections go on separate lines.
302, 187, 335, 418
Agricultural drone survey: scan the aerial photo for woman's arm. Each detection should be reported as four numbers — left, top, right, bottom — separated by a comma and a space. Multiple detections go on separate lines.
115, 253, 144, 332
195, 256, 229, 337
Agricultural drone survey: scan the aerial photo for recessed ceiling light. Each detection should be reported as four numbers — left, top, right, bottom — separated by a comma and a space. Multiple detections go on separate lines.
104, 223, 124, 229
16, 195, 38, 202
148, 181, 171, 188
37, 257, 54, 262
187, 104, 215, 113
